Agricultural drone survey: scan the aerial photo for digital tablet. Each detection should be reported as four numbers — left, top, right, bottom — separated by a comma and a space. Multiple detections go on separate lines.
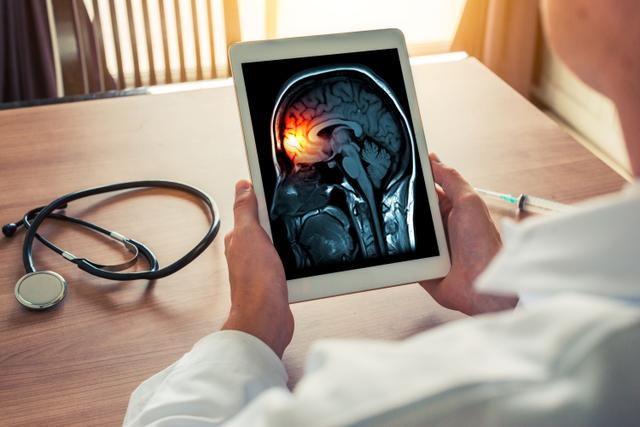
230, 29, 450, 302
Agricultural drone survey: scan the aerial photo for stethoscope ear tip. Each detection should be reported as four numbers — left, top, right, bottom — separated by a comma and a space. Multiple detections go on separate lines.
15, 271, 67, 310
2, 223, 18, 237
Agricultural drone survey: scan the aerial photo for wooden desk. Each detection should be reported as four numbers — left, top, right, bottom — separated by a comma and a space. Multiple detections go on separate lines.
0, 57, 625, 426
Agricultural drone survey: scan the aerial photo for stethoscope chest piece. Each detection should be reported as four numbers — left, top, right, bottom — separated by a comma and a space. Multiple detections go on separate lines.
15, 271, 67, 310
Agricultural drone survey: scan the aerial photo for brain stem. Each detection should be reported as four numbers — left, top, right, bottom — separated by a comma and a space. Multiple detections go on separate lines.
333, 128, 386, 256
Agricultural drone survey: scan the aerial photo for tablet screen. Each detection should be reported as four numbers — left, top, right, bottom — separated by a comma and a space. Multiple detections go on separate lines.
242, 48, 439, 280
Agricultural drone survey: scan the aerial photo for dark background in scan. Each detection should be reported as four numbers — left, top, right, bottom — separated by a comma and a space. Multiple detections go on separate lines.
241, 48, 439, 280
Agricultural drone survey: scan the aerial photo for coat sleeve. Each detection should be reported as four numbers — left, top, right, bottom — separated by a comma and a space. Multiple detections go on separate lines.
124, 296, 640, 427
123, 330, 288, 427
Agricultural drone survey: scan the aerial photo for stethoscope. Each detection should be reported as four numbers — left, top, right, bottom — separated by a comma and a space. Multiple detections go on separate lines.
2, 181, 220, 310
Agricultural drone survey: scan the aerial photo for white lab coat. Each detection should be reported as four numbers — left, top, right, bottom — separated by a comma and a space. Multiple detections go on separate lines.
124, 183, 640, 427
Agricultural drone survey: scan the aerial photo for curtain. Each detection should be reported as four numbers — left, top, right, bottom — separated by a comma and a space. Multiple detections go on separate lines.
51, 0, 116, 95
0, 0, 57, 103
452, 0, 540, 97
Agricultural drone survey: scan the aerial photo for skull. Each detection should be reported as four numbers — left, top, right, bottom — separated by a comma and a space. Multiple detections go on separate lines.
270, 65, 416, 269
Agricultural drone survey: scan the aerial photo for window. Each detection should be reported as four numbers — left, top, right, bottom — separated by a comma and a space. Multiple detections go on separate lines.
242, 0, 466, 56
92, 0, 465, 86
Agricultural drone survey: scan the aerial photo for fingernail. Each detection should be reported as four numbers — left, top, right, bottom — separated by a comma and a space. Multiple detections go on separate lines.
430, 152, 442, 163
235, 181, 252, 195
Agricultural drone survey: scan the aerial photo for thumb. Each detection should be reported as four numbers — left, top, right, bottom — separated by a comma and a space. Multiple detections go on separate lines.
429, 153, 474, 202
233, 180, 259, 227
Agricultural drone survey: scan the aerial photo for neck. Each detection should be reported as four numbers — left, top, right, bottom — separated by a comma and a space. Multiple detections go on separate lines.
615, 97, 640, 178
609, 81, 640, 177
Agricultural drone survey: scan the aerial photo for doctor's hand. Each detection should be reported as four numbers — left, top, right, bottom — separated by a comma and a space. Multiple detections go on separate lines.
420, 154, 518, 316
222, 180, 294, 358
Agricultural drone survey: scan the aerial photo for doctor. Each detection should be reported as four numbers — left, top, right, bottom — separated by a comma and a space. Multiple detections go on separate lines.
124, 0, 640, 425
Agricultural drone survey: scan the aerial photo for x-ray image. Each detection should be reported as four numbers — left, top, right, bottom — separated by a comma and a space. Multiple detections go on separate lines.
270, 65, 416, 268
242, 49, 439, 279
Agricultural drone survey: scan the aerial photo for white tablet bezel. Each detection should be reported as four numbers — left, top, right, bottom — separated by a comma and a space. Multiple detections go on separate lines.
230, 29, 450, 302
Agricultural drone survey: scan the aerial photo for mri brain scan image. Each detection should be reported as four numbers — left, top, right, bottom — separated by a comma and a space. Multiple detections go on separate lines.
269, 65, 417, 269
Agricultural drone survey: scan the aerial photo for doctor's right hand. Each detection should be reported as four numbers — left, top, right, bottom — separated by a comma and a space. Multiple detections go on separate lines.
420, 154, 518, 316
222, 180, 294, 358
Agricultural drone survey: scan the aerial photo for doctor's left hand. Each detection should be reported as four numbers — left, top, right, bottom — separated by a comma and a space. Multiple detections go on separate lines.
222, 180, 294, 358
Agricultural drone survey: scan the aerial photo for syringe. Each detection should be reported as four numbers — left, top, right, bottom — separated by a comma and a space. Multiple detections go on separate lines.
475, 188, 574, 214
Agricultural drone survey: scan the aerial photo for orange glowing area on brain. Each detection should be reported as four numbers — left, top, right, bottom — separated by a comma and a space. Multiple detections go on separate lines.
282, 129, 305, 160
281, 117, 332, 165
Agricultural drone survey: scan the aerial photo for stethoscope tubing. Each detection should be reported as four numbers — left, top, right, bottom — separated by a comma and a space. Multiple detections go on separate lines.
22, 180, 220, 281
21, 208, 157, 272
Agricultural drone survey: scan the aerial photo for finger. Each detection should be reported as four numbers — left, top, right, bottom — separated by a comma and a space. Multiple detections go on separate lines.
435, 183, 446, 203
430, 158, 474, 202
233, 180, 259, 228
429, 152, 441, 163
419, 279, 440, 297
224, 232, 232, 248
435, 185, 450, 212
435, 185, 453, 222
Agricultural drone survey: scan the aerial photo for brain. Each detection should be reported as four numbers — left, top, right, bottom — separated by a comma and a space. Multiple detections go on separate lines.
276, 73, 404, 188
